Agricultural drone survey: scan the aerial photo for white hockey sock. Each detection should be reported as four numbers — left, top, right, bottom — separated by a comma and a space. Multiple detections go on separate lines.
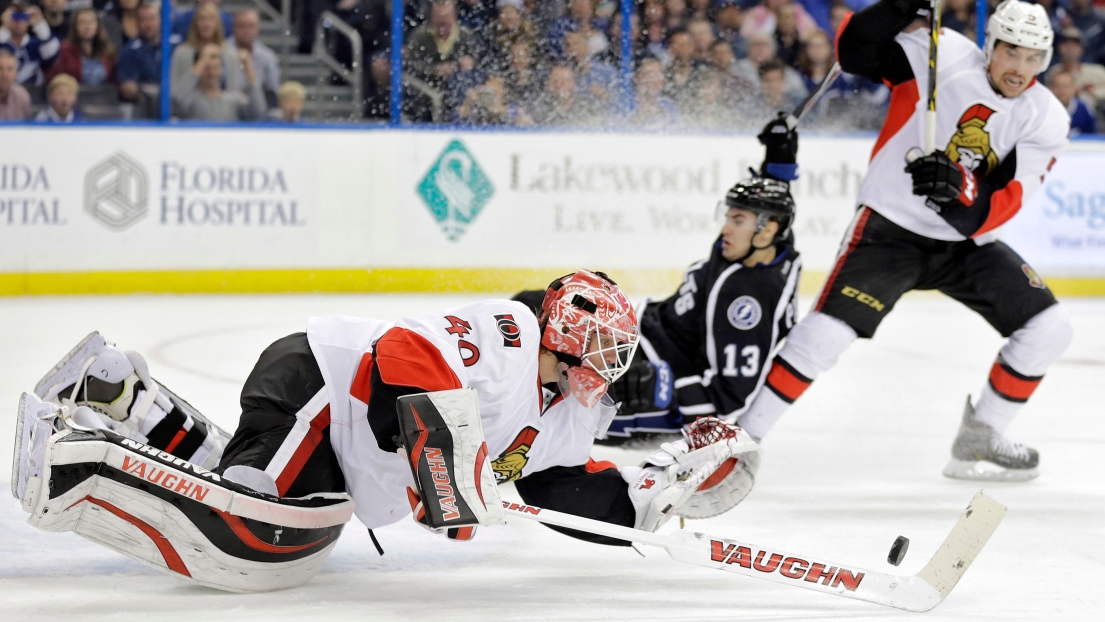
973, 304, 1073, 434
737, 312, 858, 440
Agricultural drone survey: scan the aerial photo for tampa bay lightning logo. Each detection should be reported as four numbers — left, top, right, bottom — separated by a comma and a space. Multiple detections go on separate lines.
727, 296, 762, 330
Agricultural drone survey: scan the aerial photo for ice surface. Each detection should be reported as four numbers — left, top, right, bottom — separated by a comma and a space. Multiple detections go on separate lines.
1, 293, 1102, 621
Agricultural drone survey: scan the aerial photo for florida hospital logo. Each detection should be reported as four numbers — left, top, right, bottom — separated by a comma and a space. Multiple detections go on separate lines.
944, 104, 999, 176
84, 152, 148, 231
727, 296, 762, 330
417, 140, 494, 242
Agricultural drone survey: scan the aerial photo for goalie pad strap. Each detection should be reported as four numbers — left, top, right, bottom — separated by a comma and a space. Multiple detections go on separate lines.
28, 428, 353, 592
397, 389, 504, 530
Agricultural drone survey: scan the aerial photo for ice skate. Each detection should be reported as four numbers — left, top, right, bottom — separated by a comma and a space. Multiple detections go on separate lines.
942, 396, 1039, 481
32, 332, 230, 469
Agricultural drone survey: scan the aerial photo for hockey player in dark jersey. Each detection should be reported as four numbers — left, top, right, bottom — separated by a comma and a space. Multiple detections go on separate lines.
734, 0, 1072, 481
513, 118, 803, 444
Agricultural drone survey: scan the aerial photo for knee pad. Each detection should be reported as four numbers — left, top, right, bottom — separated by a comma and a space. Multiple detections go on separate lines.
778, 311, 859, 379
1001, 304, 1073, 376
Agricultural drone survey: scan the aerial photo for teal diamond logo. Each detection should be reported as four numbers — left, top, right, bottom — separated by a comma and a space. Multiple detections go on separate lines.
417, 140, 495, 242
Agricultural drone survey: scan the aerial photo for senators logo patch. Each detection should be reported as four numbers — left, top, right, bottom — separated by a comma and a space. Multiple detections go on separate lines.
494, 314, 522, 348
491, 426, 539, 483
945, 103, 999, 176
1022, 264, 1045, 289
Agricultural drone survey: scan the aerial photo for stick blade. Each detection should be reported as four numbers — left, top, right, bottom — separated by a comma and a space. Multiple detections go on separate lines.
913, 490, 1007, 610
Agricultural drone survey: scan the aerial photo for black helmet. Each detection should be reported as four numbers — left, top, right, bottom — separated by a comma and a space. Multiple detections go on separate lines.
721, 177, 795, 243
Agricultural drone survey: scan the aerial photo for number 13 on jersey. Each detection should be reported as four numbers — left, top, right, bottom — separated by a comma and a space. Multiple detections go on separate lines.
721, 344, 760, 377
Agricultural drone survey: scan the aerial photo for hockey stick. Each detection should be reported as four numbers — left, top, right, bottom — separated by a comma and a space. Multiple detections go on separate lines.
924, 0, 941, 154
501, 490, 1005, 612
786, 61, 842, 130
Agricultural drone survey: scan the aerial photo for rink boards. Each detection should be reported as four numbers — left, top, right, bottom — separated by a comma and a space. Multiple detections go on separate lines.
1, 126, 1103, 296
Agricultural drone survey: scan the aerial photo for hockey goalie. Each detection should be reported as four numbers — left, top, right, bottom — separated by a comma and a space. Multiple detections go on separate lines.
12, 269, 760, 592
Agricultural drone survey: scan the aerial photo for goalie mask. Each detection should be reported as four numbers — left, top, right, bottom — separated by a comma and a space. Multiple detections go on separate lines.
538, 270, 639, 437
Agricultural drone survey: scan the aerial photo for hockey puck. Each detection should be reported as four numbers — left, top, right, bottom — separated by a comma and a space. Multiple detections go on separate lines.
887, 535, 910, 566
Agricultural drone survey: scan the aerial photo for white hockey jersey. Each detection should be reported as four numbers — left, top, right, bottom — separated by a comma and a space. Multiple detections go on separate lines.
305, 300, 597, 529
856, 28, 1069, 242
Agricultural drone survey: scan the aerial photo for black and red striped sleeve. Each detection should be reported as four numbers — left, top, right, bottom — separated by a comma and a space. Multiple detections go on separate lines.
514, 459, 635, 547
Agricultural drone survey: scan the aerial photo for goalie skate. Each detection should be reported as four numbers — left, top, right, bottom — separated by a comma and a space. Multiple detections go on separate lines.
943, 397, 1039, 482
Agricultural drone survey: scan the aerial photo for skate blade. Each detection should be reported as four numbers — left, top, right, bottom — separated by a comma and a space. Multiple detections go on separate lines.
942, 458, 1039, 482
33, 332, 106, 401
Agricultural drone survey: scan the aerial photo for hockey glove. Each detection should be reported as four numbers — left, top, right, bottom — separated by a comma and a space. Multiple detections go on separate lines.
622, 418, 758, 532
758, 111, 799, 182
905, 151, 977, 208
406, 487, 478, 541
606, 358, 673, 416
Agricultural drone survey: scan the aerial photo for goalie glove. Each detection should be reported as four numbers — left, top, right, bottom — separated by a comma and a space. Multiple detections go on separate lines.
622, 417, 759, 532
406, 487, 478, 541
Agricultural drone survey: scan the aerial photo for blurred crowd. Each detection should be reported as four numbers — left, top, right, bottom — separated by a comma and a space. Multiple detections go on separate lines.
0, 0, 1102, 134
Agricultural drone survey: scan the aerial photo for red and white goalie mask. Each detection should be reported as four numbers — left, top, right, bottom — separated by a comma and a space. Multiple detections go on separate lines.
538, 270, 640, 437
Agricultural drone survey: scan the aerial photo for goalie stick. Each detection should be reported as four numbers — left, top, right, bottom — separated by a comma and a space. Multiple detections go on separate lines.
501, 490, 1005, 612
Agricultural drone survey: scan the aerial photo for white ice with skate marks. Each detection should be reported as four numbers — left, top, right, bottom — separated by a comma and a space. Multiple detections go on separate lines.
1, 293, 1103, 621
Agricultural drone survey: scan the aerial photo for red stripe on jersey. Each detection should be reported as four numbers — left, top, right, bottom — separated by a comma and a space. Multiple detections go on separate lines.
870, 79, 919, 162
765, 358, 812, 404
350, 352, 374, 403
973, 181, 1024, 237
163, 427, 188, 455
697, 457, 737, 491
67, 496, 191, 577
214, 509, 329, 553
988, 360, 1042, 403
374, 327, 462, 392
584, 458, 618, 473
816, 207, 872, 312
474, 442, 489, 507
833, 11, 853, 60
274, 404, 331, 495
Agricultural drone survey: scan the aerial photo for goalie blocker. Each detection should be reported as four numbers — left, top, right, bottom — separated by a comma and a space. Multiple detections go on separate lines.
15, 395, 354, 593
396, 389, 504, 537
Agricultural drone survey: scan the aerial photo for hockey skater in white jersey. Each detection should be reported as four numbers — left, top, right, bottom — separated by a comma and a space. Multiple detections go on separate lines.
12, 270, 758, 592
735, 0, 1072, 481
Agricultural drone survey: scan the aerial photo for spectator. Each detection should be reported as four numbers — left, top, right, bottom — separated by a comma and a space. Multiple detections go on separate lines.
486, 0, 536, 71
1067, 0, 1104, 56
170, 0, 233, 48
564, 29, 618, 109
942, 0, 975, 38
275, 80, 306, 123
232, 9, 279, 108
45, 8, 116, 85
40, 0, 68, 40
503, 40, 541, 106
548, 0, 609, 58
173, 42, 265, 121
102, 0, 142, 51
773, 1, 804, 67
404, 0, 481, 93
686, 17, 716, 63
753, 57, 801, 120
663, 27, 705, 110
741, 0, 817, 40
0, 2, 60, 85
685, 68, 743, 128
531, 63, 592, 126
629, 56, 678, 127
665, 0, 689, 30
707, 36, 758, 98
456, 73, 521, 125
687, 0, 711, 21
456, 0, 496, 31
797, 0, 833, 33
641, 0, 671, 63
0, 48, 30, 120
1045, 26, 1105, 108
795, 29, 841, 93
734, 32, 807, 101
712, 0, 747, 59
117, 2, 160, 115
1050, 70, 1096, 136
600, 7, 643, 68
171, 3, 244, 104
34, 72, 80, 122
828, 3, 849, 37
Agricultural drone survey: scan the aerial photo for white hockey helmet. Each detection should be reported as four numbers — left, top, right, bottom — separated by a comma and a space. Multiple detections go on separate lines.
984, 0, 1054, 73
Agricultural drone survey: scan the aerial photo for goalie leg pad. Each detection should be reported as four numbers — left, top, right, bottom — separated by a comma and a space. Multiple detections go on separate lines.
397, 388, 504, 530
23, 425, 354, 592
